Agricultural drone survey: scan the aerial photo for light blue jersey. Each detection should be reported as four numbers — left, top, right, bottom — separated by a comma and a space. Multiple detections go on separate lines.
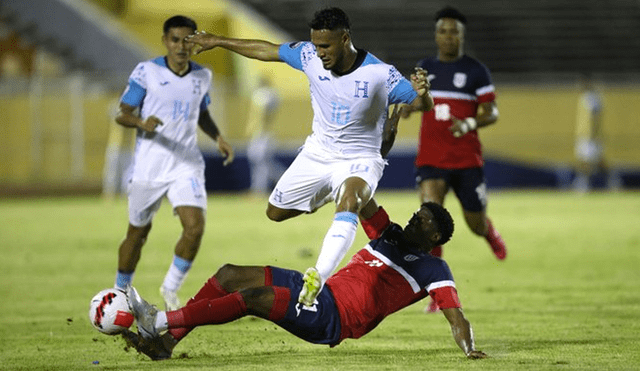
121, 57, 212, 182
279, 42, 417, 159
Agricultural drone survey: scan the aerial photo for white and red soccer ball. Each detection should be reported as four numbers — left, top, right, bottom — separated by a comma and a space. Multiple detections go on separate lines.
89, 288, 134, 335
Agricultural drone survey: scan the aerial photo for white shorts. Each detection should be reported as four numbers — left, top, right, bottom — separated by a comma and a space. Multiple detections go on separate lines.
127, 177, 207, 227
268, 149, 385, 212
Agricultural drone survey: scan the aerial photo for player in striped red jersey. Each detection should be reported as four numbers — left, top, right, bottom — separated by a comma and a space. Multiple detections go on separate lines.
123, 202, 487, 360
400, 7, 507, 314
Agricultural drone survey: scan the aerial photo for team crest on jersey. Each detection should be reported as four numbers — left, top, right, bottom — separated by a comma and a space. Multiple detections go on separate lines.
192, 79, 202, 95
404, 254, 419, 262
453, 72, 467, 88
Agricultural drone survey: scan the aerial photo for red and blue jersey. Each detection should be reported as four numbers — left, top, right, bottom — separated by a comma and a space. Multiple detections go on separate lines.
415, 55, 495, 169
326, 224, 460, 342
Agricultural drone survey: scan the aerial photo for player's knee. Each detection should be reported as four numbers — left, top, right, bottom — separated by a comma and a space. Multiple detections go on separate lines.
215, 264, 242, 289
239, 287, 274, 317
183, 221, 205, 241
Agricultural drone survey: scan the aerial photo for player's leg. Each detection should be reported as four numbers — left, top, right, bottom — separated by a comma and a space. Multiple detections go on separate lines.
115, 182, 165, 291
301, 176, 371, 305
452, 168, 507, 260
116, 223, 152, 290
158, 206, 205, 310
266, 150, 328, 222
160, 177, 208, 310
300, 156, 384, 306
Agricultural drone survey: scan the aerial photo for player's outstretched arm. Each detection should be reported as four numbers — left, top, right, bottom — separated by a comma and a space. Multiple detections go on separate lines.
441, 307, 488, 359
198, 110, 235, 166
186, 31, 281, 62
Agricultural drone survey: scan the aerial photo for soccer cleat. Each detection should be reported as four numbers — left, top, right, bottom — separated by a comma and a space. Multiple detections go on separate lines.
121, 329, 176, 361
160, 286, 180, 311
486, 219, 507, 260
127, 286, 159, 340
486, 231, 507, 260
424, 298, 439, 313
298, 267, 322, 307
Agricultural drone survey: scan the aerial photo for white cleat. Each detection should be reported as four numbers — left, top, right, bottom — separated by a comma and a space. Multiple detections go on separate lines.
127, 286, 159, 340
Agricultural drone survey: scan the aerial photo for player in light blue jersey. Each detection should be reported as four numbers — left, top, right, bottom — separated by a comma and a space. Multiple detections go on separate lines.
188, 7, 433, 306
112, 15, 234, 311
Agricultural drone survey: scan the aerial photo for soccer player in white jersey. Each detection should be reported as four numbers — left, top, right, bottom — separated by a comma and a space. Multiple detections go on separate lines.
188, 7, 433, 306
112, 15, 234, 311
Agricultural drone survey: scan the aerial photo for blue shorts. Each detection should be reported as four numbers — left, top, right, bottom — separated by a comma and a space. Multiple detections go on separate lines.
268, 266, 342, 346
415, 166, 487, 212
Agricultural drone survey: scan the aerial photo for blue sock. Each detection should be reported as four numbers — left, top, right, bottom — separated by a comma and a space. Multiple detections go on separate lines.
115, 270, 134, 291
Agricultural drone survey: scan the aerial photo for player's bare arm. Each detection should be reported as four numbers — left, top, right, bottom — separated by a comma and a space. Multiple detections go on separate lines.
380, 104, 402, 158
449, 101, 499, 138
186, 31, 281, 62
408, 67, 434, 112
198, 110, 235, 166
441, 307, 488, 359
115, 102, 163, 132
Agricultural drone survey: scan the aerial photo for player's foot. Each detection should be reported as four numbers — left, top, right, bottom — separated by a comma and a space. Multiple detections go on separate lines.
160, 286, 180, 311
298, 267, 322, 307
486, 220, 507, 260
127, 286, 159, 339
424, 298, 439, 313
121, 329, 176, 361
486, 231, 507, 260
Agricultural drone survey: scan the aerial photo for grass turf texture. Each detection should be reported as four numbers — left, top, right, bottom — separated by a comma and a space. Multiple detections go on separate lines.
0, 190, 639, 370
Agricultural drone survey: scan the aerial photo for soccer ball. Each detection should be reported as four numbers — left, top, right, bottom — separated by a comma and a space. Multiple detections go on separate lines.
89, 288, 134, 335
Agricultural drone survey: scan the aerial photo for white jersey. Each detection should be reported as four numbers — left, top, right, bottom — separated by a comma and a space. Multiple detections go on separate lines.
278, 42, 417, 159
120, 57, 212, 182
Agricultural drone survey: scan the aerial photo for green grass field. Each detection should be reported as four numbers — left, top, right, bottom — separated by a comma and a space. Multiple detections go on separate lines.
1, 190, 639, 370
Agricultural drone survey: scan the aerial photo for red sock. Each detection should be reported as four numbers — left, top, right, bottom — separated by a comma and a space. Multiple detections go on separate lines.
268, 286, 291, 322
168, 276, 230, 340
430, 246, 442, 257
167, 292, 247, 328
361, 206, 391, 240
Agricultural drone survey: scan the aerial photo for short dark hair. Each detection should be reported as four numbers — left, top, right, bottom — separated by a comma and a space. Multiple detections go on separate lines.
308, 7, 350, 31
434, 6, 467, 25
421, 202, 454, 246
163, 15, 197, 34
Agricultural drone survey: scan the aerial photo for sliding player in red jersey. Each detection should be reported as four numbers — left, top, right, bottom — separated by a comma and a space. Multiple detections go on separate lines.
122, 202, 487, 361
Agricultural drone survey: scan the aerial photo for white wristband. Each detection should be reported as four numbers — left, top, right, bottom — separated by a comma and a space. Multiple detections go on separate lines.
464, 117, 478, 131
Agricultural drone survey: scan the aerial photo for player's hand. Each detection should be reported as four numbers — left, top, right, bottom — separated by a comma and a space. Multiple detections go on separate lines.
138, 116, 163, 132
449, 116, 477, 138
410, 67, 430, 97
185, 31, 219, 55
216, 136, 235, 166
466, 350, 488, 359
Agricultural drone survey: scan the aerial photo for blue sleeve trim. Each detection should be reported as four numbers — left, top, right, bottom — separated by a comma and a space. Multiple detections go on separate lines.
279, 42, 304, 71
121, 79, 146, 107
389, 79, 417, 105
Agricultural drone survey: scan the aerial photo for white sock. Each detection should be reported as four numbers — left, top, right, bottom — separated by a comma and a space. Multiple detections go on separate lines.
315, 212, 358, 282
161, 255, 192, 293
155, 311, 168, 332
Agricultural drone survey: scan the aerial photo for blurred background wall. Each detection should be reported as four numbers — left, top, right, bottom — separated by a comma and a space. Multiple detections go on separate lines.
1, 0, 639, 195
